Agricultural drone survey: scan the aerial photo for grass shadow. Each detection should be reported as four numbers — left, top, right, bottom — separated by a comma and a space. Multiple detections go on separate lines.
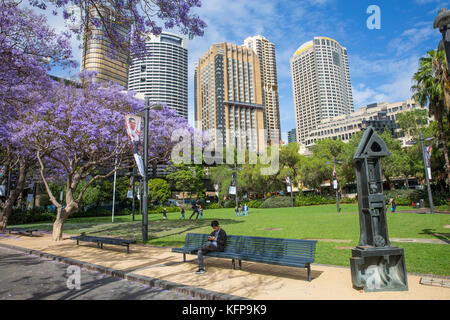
420, 229, 450, 244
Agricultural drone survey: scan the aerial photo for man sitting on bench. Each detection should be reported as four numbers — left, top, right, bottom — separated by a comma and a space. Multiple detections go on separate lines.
196, 220, 227, 274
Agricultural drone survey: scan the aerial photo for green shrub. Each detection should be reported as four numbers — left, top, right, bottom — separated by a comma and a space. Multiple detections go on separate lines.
223, 200, 236, 208
8, 209, 55, 225
148, 206, 180, 214
339, 197, 357, 204
204, 203, 219, 210
295, 195, 335, 206
246, 199, 263, 208
384, 189, 449, 207
261, 196, 292, 208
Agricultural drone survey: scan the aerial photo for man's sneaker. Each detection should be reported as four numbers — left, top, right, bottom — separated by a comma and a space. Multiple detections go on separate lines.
196, 269, 205, 274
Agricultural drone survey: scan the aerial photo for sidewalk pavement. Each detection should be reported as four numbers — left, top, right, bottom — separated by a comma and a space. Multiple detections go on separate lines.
0, 232, 448, 300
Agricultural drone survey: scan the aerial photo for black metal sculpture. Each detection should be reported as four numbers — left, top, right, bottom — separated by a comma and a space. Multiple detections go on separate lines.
350, 127, 408, 292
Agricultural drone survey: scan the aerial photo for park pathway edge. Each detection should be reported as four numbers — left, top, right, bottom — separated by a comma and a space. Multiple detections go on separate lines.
0, 243, 248, 301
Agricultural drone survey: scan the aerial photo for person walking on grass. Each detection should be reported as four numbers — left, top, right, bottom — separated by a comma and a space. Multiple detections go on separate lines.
239, 204, 244, 216
244, 203, 248, 216
389, 198, 397, 213
195, 220, 227, 274
180, 207, 185, 220
235, 206, 239, 217
189, 199, 199, 220
198, 205, 203, 219
163, 207, 167, 220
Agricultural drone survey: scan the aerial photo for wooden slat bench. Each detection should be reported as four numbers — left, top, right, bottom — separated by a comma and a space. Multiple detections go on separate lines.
172, 233, 317, 281
70, 235, 136, 254
6, 228, 38, 236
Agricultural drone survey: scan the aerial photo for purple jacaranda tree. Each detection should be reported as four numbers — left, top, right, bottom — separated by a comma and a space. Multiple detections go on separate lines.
20, 72, 193, 241
27, 0, 207, 59
0, 1, 75, 231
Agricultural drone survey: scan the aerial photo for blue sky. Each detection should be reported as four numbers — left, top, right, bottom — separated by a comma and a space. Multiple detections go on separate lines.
33, 0, 449, 142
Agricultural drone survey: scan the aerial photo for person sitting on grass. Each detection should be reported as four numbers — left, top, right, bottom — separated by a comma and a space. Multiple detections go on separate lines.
196, 220, 227, 274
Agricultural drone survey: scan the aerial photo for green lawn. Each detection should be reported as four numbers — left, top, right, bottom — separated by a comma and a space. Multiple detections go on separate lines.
10, 204, 450, 276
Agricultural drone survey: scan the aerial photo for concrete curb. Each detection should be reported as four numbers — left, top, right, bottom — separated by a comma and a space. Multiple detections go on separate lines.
0, 243, 247, 300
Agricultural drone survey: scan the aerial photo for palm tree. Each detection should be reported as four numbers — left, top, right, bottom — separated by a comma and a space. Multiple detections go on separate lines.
412, 50, 450, 185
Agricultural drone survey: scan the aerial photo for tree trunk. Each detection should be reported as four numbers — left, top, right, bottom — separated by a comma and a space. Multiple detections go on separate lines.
52, 203, 78, 241
385, 176, 395, 190
437, 118, 450, 185
52, 215, 65, 241
0, 205, 12, 231
0, 160, 28, 231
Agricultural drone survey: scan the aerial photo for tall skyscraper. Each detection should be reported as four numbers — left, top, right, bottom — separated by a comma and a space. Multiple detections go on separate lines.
290, 37, 353, 144
288, 129, 297, 144
243, 35, 281, 143
80, 6, 130, 88
195, 43, 266, 153
128, 32, 188, 119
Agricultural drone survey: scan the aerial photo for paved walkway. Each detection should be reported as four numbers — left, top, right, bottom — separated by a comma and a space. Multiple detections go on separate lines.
0, 233, 449, 300
0, 246, 198, 300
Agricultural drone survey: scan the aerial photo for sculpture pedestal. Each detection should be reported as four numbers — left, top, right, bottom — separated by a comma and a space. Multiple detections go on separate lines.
350, 246, 408, 292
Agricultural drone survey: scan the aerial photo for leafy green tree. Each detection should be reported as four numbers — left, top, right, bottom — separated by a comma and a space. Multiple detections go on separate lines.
397, 109, 430, 139
339, 131, 364, 188
279, 143, 302, 184
298, 155, 330, 191
148, 178, 171, 204
298, 139, 346, 192
208, 165, 231, 206
166, 164, 205, 202
412, 50, 450, 184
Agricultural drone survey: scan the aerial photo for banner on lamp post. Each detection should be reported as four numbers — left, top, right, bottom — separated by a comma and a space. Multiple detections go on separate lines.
125, 115, 144, 178
229, 186, 236, 195
425, 146, 432, 180
127, 189, 133, 199
124, 115, 142, 145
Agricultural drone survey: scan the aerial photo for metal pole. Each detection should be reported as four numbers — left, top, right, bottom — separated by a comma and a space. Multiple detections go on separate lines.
138, 182, 142, 216
289, 175, 294, 207
420, 133, 434, 214
111, 134, 119, 223
132, 168, 136, 221
334, 156, 340, 213
142, 98, 150, 242
234, 133, 238, 209
6, 167, 11, 197
31, 183, 37, 223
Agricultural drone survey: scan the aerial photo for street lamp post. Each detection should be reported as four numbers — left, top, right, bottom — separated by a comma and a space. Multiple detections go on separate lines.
434, 8, 450, 71
140, 98, 163, 242
420, 134, 435, 214
131, 167, 136, 221
6, 167, 11, 197
333, 156, 341, 214
327, 157, 342, 213
287, 172, 294, 207
234, 133, 239, 209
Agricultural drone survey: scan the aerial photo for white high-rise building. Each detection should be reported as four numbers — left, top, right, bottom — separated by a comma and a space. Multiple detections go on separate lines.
128, 32, 188, 119
244, 35, 281, 143
290, 37, 353, 143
